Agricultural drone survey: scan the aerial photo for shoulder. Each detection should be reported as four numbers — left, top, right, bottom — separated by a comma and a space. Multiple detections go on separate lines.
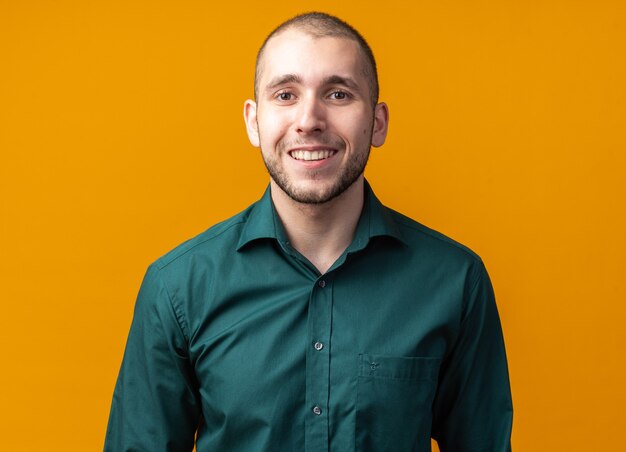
151, 203, 255, 272
385, 206, 483, 268
382, 207, 492, 315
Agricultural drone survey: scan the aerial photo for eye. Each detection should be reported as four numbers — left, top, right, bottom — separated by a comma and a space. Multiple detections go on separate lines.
276, 91, 293, 101
329, 90, 350, 100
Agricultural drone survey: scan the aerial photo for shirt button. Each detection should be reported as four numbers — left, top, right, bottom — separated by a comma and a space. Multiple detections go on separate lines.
312, 406, 322, 416
318, 280, 326, 288
314, 341, 324, 351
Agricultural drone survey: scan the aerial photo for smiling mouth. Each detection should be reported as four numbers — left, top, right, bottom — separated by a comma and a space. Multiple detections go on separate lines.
289, 150, 337, 161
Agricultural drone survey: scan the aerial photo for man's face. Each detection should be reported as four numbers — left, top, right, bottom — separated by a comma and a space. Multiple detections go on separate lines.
244, 28, 388, 204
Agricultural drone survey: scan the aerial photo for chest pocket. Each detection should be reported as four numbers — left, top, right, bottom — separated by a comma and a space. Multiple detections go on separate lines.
355, 354, 441, 452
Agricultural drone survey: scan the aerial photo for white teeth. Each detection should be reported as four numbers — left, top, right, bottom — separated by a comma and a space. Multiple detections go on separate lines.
291, 150, 335, 161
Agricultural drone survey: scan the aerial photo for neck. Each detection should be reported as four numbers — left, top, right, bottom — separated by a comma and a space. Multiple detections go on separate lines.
270, 177, 365, 274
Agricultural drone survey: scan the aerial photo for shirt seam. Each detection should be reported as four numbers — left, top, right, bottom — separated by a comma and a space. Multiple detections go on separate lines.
463, 261, 485, 322
155, 220, 247, 271
393, 215, 482, 262
154, 266, 191, 342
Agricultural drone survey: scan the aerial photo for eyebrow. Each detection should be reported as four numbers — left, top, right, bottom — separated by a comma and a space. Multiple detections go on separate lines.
265, 74, 302, 92
322, 75, 361, 92
264, 74, 362, 93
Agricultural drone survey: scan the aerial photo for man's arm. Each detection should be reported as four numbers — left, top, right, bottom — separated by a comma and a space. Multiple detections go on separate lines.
104, 264, 201, 452
431, 260, 513, 451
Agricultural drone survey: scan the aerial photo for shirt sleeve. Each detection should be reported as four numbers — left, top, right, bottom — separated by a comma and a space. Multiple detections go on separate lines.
431, 259, 513, 451
104, 264, 202, 452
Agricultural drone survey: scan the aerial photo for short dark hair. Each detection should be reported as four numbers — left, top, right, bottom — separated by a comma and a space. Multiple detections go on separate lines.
254, 12, 379, 107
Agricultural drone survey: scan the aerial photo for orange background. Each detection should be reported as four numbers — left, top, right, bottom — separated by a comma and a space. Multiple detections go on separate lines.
1, 1, 625, 450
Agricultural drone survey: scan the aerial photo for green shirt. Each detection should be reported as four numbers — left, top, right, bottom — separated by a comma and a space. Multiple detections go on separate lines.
105, 182, 513, 451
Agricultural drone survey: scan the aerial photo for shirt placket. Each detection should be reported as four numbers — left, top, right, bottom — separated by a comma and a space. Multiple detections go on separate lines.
304, 274, 333, 452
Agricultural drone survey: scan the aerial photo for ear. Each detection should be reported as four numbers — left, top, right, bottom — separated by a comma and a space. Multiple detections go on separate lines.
243, 99, 260, 147
371, 102, 389, 148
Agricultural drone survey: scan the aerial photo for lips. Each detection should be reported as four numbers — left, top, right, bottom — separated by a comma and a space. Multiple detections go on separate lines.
289, 149, 337, 161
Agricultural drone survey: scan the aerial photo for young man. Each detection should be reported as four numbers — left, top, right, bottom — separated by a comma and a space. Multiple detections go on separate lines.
105, 12, 513, 452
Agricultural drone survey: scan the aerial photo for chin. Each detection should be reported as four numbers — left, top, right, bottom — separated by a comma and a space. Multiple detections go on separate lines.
284, 179, 358, 205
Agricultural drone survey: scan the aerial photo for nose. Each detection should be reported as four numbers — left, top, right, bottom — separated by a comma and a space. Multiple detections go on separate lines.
295, 95, 326, 134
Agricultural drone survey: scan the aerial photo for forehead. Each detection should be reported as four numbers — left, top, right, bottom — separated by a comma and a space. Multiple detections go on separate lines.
258, 29, 366, 89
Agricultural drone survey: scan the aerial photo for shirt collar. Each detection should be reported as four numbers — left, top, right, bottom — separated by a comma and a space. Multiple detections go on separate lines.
346, 179, 405, 254
236, 180, 405, 252
236, 185, 286, 251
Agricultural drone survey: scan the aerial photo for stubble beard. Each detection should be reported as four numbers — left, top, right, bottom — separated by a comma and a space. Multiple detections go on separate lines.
260, 136, 372, 205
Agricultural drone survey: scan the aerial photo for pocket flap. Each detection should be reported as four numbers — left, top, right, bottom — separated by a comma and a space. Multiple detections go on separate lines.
358, 354, 441, 380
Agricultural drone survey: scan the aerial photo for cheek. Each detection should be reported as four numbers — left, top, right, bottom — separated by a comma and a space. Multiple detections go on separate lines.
257, 114, 289, 136
258, 118, 284, 142
341, 110, 373, 140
